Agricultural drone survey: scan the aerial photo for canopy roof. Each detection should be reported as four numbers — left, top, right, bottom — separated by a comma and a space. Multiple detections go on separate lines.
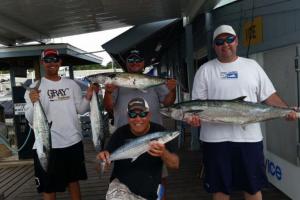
0, 0, 221, 46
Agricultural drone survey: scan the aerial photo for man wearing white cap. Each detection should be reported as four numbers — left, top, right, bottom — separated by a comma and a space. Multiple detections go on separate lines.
188, 25, 297, 200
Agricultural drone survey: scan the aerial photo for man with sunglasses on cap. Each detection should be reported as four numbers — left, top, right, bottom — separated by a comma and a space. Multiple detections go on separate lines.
188, 25, 297, 200
24, 48, 95, 200
98, 97, 179, 200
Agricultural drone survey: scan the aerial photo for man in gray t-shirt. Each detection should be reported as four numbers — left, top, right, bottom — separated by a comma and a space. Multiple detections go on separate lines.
103, 49, 176, 199
103, 49, 176, 129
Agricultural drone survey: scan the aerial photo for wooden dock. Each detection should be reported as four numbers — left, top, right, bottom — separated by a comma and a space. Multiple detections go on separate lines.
0, 137, 292, 200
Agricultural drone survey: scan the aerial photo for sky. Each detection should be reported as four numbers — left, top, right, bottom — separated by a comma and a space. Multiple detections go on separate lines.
51, 0, 236, 66
53, 26, 132, 65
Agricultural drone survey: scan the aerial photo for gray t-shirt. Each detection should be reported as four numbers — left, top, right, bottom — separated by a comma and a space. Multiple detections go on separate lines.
112, 85, 169, 128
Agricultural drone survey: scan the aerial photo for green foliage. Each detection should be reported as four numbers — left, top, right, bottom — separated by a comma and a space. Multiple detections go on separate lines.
73, 64, 109, 70
106, 61, 122, 69
73, 61, 122, 70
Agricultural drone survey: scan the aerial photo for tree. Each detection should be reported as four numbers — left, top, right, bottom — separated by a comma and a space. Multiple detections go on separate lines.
106, 61, 121, 69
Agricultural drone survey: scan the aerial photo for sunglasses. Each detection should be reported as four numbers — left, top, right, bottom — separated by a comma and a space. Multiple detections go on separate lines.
127, 57, 144, 64
43, 56, 60, 63
214, 35, 236, 46
128, 111, 148, 118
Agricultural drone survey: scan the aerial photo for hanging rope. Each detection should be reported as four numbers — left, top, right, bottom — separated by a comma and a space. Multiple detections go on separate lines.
0, 127, 32, 154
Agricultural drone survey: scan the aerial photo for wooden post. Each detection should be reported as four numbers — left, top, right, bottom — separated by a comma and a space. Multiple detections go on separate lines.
33, 59, 41, 80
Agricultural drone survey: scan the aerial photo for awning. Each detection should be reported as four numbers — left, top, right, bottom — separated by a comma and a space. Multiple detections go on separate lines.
102, 18, 182, 68
0, 43, 103, 70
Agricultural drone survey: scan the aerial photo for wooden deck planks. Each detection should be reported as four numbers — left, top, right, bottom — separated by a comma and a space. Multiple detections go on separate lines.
0, 137, 292, 200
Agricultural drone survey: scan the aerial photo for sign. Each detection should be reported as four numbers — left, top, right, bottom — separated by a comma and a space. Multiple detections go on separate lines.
265, 158, 282, 181
14, 103, 26, 115
243, 16, 263, 46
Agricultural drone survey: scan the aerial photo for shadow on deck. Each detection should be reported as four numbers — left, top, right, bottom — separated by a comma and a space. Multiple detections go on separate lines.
0, 136, 292, 200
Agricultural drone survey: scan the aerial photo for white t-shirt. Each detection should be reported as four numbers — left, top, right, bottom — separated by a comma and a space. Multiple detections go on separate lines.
192, 57, 275, 142
24, 77, 90, 148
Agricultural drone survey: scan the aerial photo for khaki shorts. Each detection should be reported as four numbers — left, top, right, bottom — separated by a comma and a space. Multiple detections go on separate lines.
106, 179, 146, 200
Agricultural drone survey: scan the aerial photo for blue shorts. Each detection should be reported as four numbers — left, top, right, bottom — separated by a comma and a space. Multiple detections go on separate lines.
34, 141, 87, 193
202, 141, 268, 195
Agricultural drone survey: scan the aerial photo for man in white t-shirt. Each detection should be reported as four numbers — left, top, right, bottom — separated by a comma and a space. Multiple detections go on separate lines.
24, 48, 95, 200
188, 25, 297, 200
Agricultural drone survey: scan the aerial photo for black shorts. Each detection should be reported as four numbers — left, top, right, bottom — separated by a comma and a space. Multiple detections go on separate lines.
202, 141, 268, 195
34, 141, 87, 193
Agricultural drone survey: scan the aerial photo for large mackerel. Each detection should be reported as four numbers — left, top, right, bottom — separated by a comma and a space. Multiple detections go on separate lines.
33, 100, 52, 172
90, 91, 107, 152
108, 131, 179, 162
23, 81, 52, 172
85, 72, 166, 90
160, 96, 300, 125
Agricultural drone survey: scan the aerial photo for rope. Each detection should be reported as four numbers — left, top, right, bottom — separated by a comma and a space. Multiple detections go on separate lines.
0, 127, 32, 154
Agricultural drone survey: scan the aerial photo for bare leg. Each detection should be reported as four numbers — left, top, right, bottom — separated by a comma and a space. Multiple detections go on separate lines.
68, 181, 81, 200
43, 192, 56, 200
213, 192, 230, 200
244, 191, 262, 200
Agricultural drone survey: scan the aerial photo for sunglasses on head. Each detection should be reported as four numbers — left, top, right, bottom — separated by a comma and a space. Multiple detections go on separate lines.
128, 111, 148, 118
127, 57, 144, 64
214, 35, 236, 46
43, 56, 60, 63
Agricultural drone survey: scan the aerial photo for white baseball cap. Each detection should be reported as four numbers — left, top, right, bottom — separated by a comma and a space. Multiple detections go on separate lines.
213, 25, 236, 41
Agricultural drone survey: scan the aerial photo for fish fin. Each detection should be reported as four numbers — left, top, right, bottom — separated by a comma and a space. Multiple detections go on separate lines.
138, 89, 148, 93
231, 96, 247, 101
82, 77, 91, 84
131, 156, 139, 162
42, 145, 47, 153
173, 78, 188, 92
48, 121, 52, 129
21, 79, 41, 91
185, 109, 204, 113
98, 161, 106, 179
241, 125, 247, 130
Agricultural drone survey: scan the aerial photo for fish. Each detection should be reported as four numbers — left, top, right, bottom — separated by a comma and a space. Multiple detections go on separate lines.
90, 90, 108, 152
108, 131, 180, 162
160, 96, 300, 125
23, 81, 52, 172
98, 131, 179, 178
85, 72, 166, 90
33, 100, 52, 172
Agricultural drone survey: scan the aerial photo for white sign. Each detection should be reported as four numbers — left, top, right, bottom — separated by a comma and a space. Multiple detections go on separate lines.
14, 103, 26, 115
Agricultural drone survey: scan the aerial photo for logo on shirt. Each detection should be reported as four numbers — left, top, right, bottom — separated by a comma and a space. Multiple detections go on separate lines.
220, 71, 238, 79
47, 88, 70, 101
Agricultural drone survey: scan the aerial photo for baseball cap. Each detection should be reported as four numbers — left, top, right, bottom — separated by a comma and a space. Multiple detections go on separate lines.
213, 25, 236, 41
41, 48, 60, 59
127, 97, 149, 112
126, 49, 143, 59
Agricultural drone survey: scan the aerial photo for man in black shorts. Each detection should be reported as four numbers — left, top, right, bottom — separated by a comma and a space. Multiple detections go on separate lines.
24, 48, 95, 200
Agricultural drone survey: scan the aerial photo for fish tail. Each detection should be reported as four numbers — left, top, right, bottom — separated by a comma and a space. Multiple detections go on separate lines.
83, 77, 92, 85
98, 161, 106, 178
21, 79, 41, 91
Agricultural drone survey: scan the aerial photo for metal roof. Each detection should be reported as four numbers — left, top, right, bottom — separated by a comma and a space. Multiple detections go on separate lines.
0, 43, 103, 70
0, 0, 221, 46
